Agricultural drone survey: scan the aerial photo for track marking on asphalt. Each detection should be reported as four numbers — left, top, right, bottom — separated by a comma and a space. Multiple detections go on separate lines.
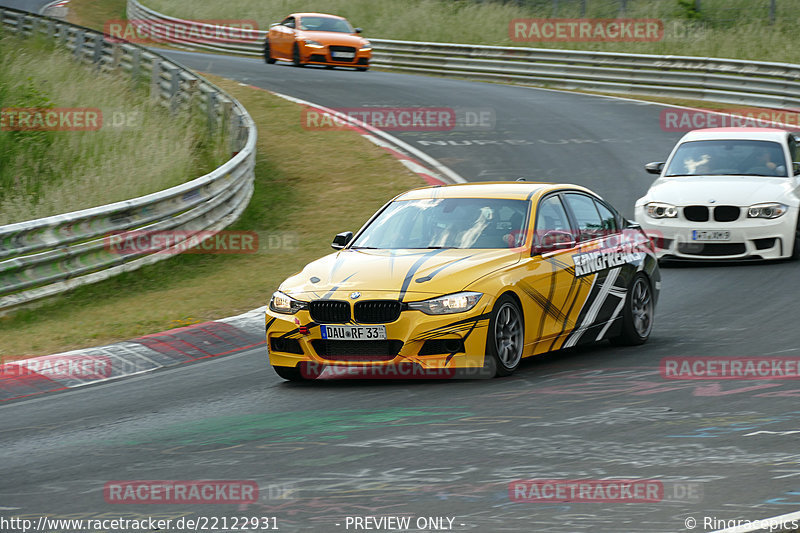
520, 85, 800, 130
268, 91, 467, 184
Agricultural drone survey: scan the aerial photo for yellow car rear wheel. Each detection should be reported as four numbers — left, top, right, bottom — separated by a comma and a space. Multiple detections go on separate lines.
610, 274, 654, 346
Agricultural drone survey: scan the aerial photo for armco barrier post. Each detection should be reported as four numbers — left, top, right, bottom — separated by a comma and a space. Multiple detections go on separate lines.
203, 86, 217, 133
59, 22, 69, 48
165, 64, 180, 112
73, 29, 84, 59
111, 41, 122, 71
230, 113, 243, 153
183, 77, 200, 116
130, 46, 141, 84
150, 59, 161, 102
92, 33, 103, 65
220, 98, 233, 143
22, 13, 32, 35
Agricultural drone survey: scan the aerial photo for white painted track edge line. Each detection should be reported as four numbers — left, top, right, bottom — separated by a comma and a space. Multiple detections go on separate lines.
269, 91, 467, 184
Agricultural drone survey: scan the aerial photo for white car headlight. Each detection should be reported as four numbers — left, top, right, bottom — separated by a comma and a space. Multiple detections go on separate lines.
747, 203, 787, 219
645, 202, 678, 219
304, 39, 324, 47
269, 291, 308, 314
407, 292, 482, 315
360, 40, 372, 50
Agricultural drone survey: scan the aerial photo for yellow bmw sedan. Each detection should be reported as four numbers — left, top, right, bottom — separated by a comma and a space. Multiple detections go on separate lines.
266, 182, 660, 380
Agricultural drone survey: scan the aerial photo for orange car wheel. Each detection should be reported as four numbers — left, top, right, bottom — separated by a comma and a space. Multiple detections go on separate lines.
264, 39, 276, 64
292, 44, 304, 67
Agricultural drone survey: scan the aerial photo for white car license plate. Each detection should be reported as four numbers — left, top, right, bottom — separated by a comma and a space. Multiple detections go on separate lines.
332, 51, 355, 59
692, 230, 731, 241
321, 325, 386, 340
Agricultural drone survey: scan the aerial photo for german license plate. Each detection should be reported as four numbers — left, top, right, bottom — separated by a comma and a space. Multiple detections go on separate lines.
321, 325, 386, 340
692, 230, 730, 241
332, 51, 355, 59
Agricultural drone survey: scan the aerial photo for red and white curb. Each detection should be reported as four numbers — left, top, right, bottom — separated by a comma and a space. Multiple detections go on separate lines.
0, 306, 267, 402
40, 0, 70, 17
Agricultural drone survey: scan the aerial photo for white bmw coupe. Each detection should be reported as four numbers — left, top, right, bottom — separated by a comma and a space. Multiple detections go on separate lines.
635, 127, 800, 261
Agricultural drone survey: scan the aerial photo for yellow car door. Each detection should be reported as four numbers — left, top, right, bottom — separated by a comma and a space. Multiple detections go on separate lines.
519, 193, 584, 354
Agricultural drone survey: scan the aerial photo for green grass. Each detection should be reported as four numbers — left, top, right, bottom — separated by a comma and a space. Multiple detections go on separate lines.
142, 0, 799, 63
66, 0, 128, 30
0, 30, 228, 225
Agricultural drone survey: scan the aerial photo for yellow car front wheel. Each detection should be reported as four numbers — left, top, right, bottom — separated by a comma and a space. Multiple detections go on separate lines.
485, 294, 524, 377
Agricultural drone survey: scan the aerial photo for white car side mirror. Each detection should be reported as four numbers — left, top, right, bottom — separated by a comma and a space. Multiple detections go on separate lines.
644, 162, 664, 175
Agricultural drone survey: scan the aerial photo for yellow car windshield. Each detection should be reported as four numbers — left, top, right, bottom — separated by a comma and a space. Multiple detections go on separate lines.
351, 198, 529, 249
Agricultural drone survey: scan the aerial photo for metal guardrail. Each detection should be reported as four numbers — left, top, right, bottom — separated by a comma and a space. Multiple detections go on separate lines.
128, 0, 800, 109
0, 7, 257, 313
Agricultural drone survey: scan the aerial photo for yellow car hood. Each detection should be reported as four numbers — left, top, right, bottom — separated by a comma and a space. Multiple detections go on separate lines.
280, 248, 522, 301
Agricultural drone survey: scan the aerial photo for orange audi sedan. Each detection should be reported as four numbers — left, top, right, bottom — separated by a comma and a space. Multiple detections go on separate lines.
264, 13, 371, 71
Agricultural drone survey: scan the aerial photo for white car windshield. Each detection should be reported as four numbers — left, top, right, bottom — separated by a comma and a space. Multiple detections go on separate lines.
664, 139, 788, 177
350, 198, 529, 249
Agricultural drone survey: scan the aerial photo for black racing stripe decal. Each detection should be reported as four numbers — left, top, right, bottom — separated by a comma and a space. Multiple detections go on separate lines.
266, 317, 276, 331
540, 258, 560, 338
411, 312, 493, 342
546, 266, 596, 351
321, 273, 356, 300
398, 248, 448, 302
415, 254, 476, 283
279, 322, 320, 339
547, 272, 582, 352
445, 318, 482, 365
517, 280, 568, 328
279, 328, 299, 338
564, 270, 608, 344
543, 254, 577, 277
413, 320, 491, 341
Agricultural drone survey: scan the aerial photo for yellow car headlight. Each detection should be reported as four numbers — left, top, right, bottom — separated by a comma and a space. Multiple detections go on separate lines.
269, 291, 308, 314
408, 292, 482, 315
